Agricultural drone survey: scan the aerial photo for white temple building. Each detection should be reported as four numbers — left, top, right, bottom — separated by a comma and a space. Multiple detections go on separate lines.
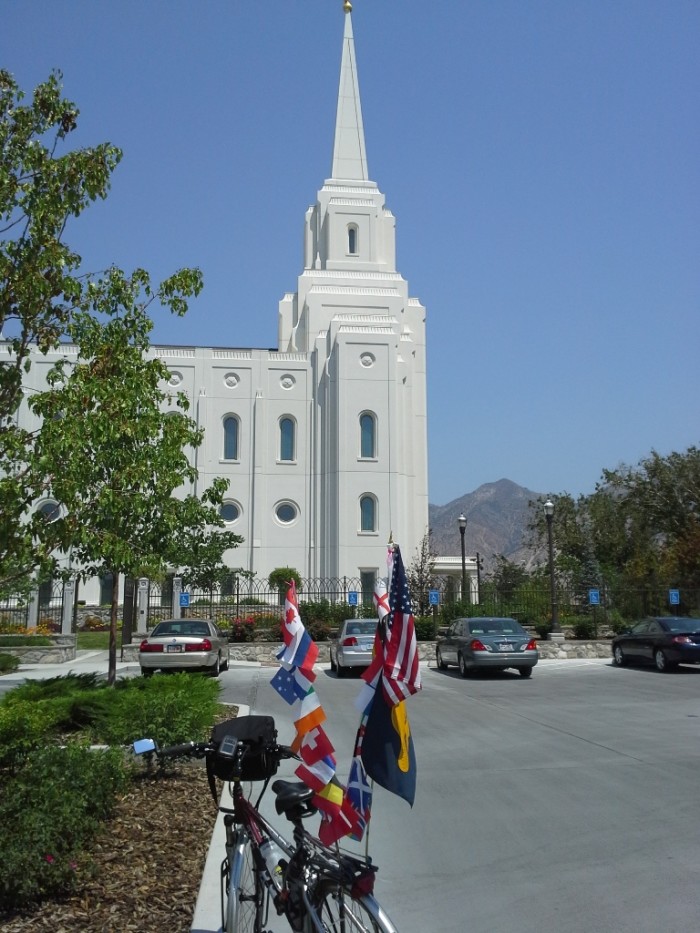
12, 7, 430, 604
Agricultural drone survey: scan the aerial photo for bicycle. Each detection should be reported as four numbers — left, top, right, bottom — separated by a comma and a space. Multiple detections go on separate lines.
133, 714, 399, 933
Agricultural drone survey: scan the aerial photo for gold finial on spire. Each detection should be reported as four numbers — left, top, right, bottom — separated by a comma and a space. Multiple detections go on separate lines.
343, 1, 352, 12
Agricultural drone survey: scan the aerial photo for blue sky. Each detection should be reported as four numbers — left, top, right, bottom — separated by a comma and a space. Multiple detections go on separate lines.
3, 0, 698, 506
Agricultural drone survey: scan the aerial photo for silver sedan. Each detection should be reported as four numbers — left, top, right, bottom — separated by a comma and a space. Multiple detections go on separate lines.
139, 618, 229, 677
329, 618, 378, 677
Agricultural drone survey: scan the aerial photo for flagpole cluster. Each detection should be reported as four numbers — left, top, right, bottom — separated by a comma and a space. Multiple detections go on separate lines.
269, 544, 421, 847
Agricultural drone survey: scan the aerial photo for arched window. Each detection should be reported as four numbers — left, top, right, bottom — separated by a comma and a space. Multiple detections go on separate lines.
360, 412, 376, 458
348, 224, 358, 255
360, 495, 377, 533
279, 417, 295, 462
223, 416, 239, 460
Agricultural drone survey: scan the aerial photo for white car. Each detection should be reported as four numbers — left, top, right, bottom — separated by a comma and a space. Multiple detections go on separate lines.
139, 618, 229, 677
329, 619, 378, 677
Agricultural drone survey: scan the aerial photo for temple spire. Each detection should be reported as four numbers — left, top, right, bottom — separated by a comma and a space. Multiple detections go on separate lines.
331, 5, 368, 181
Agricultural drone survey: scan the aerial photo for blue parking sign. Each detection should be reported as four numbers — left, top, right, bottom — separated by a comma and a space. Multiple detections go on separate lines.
588, 589, 600, 606
179, 592, 190, 608
669, 589, 680, 606
429, 589, 439, 606
348, 591, 358, 606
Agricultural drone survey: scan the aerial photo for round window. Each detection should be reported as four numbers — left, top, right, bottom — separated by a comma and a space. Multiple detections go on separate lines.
275, 503, 297, 524
220, 502, 240, 523
38, 500, 60, 522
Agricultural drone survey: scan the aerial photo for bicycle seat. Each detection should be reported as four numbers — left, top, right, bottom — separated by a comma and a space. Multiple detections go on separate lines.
271, 779, 315, 817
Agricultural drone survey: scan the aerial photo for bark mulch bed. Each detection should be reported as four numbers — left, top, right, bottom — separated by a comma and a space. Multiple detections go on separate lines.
1, 705, 242, 933
2, 760, 220, 933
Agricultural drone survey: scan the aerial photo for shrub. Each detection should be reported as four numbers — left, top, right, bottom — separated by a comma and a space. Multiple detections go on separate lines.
568, 616, 595, 640
534, 620, 552, 640
99, 674, 220, 746
0, 700, 71, 771
0, 635, 52, 647
228, 615, 257, 642
0, 653, 19, 673
411, 615, 434, 640
305, 618, 332, 642
0, 745, 128, 910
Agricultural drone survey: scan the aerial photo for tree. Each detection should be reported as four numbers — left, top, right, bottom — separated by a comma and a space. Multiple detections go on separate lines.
528, 448, 700, 611
1, 70, 121, 595
268, 567, 302, 594
407, 530, 436, 617
30, 266, 239, 684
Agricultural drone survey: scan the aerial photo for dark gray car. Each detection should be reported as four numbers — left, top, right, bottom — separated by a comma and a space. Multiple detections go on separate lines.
436, 617, 538, 678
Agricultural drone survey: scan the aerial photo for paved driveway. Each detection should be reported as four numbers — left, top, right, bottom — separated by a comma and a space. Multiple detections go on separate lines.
219, 656, 700, 933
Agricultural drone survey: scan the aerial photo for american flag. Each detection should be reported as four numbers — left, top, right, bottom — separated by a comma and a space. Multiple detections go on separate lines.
382, 545, 421, 705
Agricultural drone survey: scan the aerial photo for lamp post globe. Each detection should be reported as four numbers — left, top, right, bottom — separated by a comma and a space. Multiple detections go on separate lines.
543, 499, 560, 634
458, 513, 467, 604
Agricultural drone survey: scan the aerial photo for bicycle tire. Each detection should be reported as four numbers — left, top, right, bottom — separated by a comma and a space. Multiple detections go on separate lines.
226, 828, 269, 933
310, 879, 399, 933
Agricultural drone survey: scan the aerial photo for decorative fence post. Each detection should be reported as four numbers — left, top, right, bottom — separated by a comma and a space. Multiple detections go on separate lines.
61, 578, 76, 634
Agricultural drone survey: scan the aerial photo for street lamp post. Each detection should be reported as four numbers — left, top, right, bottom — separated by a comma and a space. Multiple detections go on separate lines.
544, 499, 561, 634
458, 513, 467, 604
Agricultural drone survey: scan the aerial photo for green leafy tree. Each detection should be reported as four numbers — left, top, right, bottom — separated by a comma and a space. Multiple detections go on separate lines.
268, 567, 302, 593
1, 70, 121, 595
528, 448, 700, 615
30, 267, 239, 684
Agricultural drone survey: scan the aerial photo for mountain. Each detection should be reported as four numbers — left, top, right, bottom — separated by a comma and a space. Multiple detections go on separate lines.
428, 479, 544, 574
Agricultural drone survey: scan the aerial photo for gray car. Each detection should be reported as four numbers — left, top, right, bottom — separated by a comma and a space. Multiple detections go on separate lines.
436, 616, 538, 678
139, 618, 229, 677
329, 618, 378, 677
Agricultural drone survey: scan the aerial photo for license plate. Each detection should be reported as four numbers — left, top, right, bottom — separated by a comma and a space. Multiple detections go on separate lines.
166, 644, 183, 653
497, 644, 513, 652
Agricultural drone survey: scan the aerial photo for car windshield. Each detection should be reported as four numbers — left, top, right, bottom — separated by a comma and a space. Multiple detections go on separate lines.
469, 620, 525, 636
344, 621, 377, 636
151, 621, 210, 637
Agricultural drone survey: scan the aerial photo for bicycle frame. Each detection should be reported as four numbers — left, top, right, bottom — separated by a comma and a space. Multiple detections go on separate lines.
220, 775, 398, 933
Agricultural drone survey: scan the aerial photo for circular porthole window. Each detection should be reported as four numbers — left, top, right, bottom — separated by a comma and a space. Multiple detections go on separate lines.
219, 502, 240, 523
38, 500, 61, 523
275, 502, 297, 524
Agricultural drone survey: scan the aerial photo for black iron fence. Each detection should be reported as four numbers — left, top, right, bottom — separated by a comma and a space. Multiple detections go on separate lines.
2, 573, 698, 637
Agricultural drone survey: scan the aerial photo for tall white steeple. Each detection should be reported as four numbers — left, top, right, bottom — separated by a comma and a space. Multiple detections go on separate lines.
331, 5, 368, 181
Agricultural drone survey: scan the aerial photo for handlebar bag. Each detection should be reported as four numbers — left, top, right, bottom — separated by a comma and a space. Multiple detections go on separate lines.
210, 714, 278, 781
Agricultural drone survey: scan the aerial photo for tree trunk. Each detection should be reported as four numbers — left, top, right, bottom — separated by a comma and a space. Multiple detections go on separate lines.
108, 570, 119, 685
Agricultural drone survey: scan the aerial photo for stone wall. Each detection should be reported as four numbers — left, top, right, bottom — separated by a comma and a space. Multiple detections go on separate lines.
121, 639, 613, 664
1, 635, 77, 664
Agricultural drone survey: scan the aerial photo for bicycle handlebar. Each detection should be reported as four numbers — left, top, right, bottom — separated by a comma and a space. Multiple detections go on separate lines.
133, 736, 298, 764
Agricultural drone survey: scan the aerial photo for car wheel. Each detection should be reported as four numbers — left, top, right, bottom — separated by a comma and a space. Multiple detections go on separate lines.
337, 660, 347, 678
612, 645, 626, 667
141, 667, 154, 678
208, 654, 221, 678
654, 649, 676, 672
330, 652, 337, 673
436, 648, 447, 671
458, 653, 471, 678
518, 667, 532, 678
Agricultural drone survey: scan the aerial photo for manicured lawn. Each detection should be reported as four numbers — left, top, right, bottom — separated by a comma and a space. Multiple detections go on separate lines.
76, 631, 112, 650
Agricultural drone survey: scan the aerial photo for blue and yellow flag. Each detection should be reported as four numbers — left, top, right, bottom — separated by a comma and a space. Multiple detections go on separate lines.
361, 690, 416, 806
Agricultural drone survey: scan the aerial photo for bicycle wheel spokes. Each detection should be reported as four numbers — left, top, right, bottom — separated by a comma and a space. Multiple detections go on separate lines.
313, 882, 394, 933
226, 830, 268, 933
